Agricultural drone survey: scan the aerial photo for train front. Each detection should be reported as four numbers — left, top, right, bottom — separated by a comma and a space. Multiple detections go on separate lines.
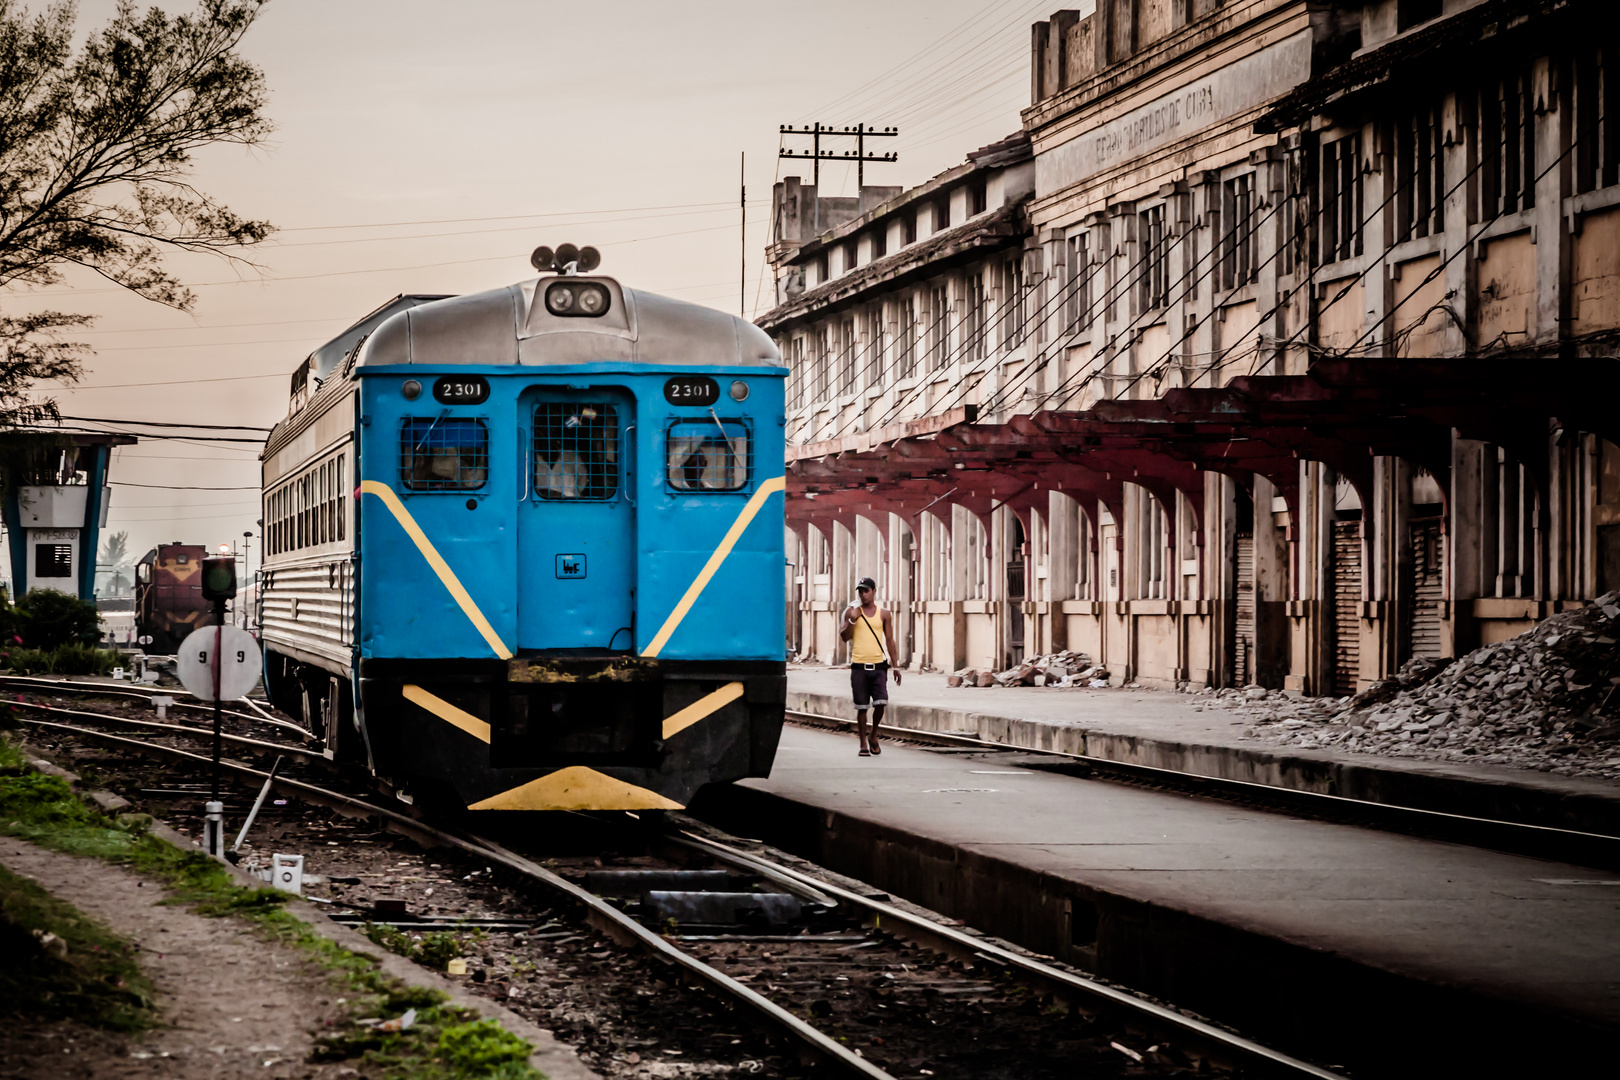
351, 257, 787, 812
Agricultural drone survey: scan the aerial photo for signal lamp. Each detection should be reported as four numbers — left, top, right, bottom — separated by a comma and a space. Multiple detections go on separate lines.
729, 379, 749, 401
530, 246, 555, 272
402, 378, 422, 400
577, 246, 601, 272
555, 242, 580, 269
201, 556, 237, 602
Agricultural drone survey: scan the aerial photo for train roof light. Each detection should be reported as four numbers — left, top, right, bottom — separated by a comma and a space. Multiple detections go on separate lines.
577, 246, 601, 272
554, 243, 580, 271
545, 280, 611, 318
530, 245, 555, 272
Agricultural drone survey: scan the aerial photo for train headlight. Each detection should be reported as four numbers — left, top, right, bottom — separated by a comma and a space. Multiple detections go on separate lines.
402, 379, 422, 400
729, 379, 749, 401
546, 281, 611, 318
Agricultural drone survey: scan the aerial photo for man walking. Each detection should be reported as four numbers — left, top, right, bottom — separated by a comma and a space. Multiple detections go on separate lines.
840, 576, 902, 757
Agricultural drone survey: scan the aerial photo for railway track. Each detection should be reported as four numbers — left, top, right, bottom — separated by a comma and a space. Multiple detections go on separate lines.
10, 688, 1346, 1079
785, 708, 1620, 872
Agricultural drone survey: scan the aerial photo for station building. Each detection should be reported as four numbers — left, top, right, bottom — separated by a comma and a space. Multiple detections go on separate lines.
766, 0, 1620, 694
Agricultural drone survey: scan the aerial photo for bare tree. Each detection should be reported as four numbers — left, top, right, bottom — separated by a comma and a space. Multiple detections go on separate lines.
0, 0, 274, 427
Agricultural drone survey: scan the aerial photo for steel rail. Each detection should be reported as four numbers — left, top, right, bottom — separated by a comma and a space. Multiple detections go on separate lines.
785, 709, 1620, 872
13, 715, 897, 1079
0, 675, 310, 739
13, 700, 322, 760
674, 830, 1345, 1080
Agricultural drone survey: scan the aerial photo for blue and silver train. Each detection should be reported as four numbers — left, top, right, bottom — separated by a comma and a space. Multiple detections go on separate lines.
258, 248, 787, 811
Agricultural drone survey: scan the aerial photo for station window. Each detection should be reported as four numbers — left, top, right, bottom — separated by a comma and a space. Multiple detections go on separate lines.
35, 543, 71, 578
401, 418, 489, 491
534, 403, 618, 500
1138, 206, 1170, 311
666, 419, 750, 492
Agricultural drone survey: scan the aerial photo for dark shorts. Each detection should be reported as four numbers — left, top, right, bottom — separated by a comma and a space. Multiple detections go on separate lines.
851, 663, 889, 710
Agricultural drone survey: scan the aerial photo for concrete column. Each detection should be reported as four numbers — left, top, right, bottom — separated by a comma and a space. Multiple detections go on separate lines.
1441, 88, 1473, 354
1362, 122, 1392, 355
1252, 473, 1289, 688
1533, 54, 1570, 346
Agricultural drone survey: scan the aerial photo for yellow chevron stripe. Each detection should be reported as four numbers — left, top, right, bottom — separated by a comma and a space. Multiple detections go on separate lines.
359, 480, 513, 659
661, 681, 745, 740
469, 766, 683, 811
642, 475, 785, 658
403, 684, 491, 743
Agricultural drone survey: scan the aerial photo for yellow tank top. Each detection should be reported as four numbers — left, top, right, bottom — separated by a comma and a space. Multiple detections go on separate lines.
849, 605, 887, 664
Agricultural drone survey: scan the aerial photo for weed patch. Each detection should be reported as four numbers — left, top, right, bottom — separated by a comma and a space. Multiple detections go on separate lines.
362, 921, 487, 970
0, 737, 546, 1077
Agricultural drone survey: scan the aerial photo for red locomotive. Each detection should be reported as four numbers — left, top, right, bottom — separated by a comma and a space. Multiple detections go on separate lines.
134, 544, 217, 654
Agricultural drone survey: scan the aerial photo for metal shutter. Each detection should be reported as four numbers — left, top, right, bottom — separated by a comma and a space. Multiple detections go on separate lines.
1332, 520, 1362, 696
1235, 532, 1255, 687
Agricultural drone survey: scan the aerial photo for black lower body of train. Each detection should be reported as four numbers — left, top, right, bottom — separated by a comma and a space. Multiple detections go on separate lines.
268, 652, 785, 810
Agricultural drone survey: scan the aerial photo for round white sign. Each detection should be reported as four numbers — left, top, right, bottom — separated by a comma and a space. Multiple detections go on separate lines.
177, 625, 263, 702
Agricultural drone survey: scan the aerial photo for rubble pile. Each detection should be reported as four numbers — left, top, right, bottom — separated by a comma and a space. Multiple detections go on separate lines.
947, 650, 1108, 689
1224, 591, 1620, 778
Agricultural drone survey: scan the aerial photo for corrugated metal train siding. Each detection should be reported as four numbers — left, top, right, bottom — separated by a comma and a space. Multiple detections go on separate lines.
1331, 520, 1361, 697
261, 558, 355, 671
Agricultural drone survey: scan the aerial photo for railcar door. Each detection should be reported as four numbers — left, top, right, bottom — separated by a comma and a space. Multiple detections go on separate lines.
517, 389, 635, 652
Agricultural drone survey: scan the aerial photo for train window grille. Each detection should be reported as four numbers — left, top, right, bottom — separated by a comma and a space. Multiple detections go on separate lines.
533, 403, 618, 500
400, 417, 490, 491
666, 418, 750, 492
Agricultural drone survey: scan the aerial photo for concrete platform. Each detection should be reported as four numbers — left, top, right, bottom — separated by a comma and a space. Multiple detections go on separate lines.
787, 665, 1620, 836
695, 724, 1620, 1077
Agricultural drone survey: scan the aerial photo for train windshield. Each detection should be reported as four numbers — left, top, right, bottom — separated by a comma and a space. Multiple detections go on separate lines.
666, 418, 749, 491
400, 417, 489, 491
534, 402, 619, 500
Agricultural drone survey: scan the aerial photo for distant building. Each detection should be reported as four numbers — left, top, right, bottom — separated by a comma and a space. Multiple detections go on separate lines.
761, 134, 1036, 665
2, 434, 135, 602
773, 0, 1620, 693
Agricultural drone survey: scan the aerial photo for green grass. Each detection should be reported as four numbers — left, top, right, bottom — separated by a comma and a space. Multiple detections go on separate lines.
362, 921, 488, 970
0, 862, 156, 1030
0, 738, 544, 1078
0, 644, 121, 676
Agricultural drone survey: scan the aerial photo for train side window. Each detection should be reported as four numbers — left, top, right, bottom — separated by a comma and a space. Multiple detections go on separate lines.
137, 563, 150, 584
400, 417, 490, 491
666, 418, 750, 492
533, 403, 619, 500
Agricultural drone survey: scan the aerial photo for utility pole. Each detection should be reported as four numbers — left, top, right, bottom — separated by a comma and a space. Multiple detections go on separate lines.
740, 151, 746, 319
240, 531, 253, 629
778, 124, 899, 229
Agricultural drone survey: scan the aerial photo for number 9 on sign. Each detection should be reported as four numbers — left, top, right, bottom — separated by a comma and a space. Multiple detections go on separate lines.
176, 625, 263, 702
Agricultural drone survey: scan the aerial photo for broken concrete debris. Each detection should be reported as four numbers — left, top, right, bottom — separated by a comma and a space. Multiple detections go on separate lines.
947, 651, 1106, 689
1221, 591, 1620, 779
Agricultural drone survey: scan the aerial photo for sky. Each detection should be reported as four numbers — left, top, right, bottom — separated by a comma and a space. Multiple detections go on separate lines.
14, 0, 1059, 578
